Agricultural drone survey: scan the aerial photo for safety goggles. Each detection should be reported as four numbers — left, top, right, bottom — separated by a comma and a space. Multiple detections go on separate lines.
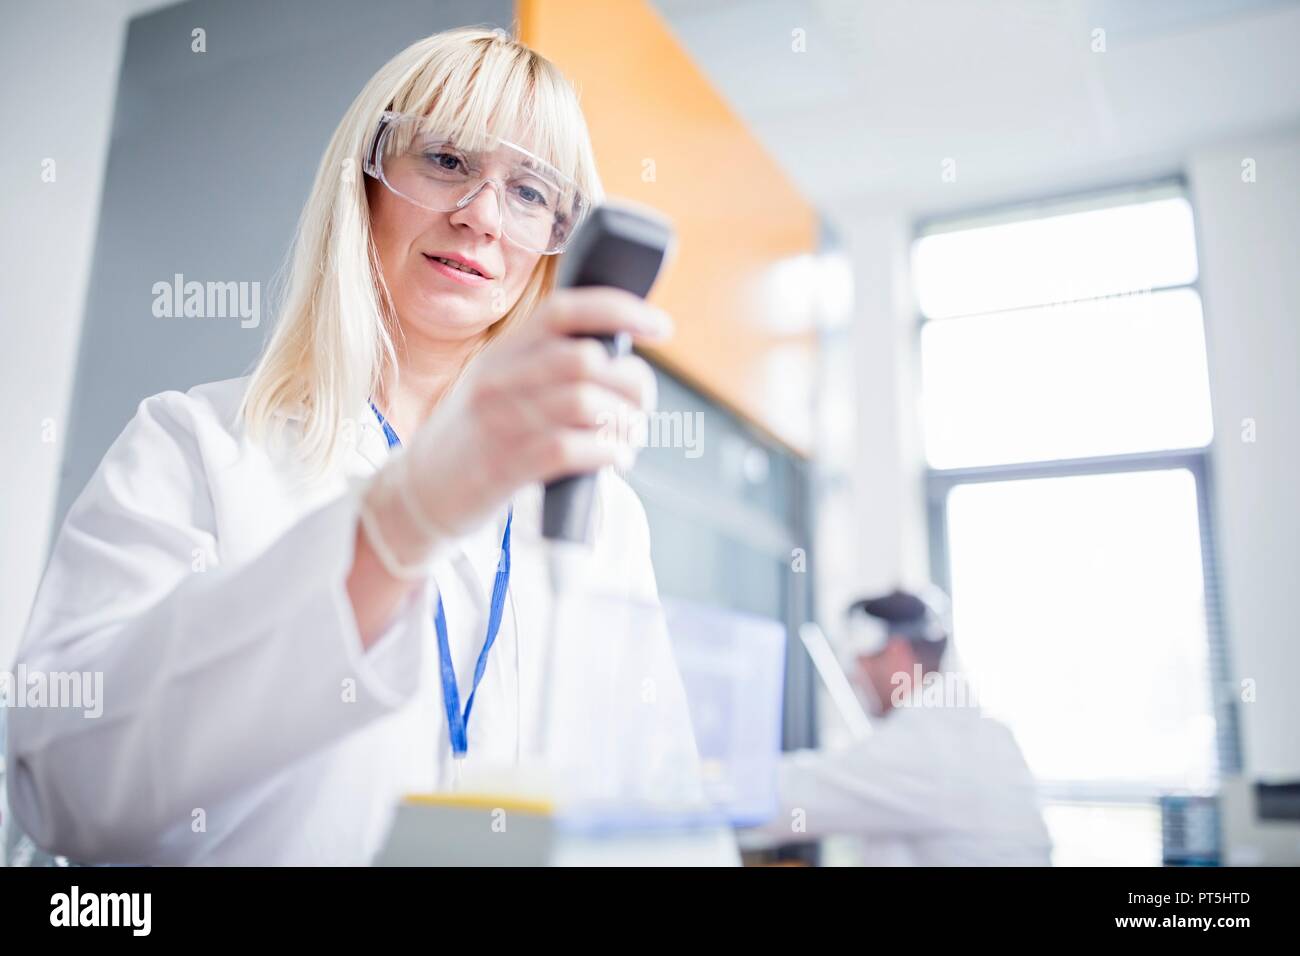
841, 591, 951, 659
363, 111, 590, 255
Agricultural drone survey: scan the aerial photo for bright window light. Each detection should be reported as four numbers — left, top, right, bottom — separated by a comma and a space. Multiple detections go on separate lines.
913, 196, 1199, 319
921, 288, 1214, 468
1042, 803, 1164, 867
945, 469, 1216, 791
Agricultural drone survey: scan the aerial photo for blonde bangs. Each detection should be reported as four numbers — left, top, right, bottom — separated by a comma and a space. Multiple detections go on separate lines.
393, 31, 602, 204
239, 26, 602, 478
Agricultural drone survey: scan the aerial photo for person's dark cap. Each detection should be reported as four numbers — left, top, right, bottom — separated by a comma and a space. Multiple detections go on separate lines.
847, 587, 950, 646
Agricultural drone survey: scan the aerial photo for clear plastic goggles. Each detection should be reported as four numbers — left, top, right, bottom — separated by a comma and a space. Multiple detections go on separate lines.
841, 587, 952, 660
363, 111, 589, 255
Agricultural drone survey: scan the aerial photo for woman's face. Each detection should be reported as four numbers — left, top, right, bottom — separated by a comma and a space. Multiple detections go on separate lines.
367, 165, 543, 345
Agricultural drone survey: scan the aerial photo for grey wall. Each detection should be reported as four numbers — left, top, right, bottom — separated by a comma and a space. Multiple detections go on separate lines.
55, 0, 512, 525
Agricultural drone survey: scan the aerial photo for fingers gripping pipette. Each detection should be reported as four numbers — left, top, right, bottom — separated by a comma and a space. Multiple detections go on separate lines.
542, 203, 674, 548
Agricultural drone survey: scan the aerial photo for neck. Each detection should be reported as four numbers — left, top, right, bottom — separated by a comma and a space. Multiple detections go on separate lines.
380, 330, 486, 439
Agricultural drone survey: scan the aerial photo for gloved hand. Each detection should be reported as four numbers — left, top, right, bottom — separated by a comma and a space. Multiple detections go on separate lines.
359, 286, 667, 575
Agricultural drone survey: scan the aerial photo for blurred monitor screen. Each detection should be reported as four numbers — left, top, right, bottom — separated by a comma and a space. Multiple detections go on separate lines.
663, 599, 786, 826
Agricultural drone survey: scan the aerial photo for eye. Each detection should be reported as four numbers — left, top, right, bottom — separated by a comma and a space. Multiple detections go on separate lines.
422, 150, 467, 175
511, 180, 553, 209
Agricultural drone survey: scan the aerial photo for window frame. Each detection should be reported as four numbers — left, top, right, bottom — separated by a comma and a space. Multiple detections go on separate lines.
914, 179, 1242, 801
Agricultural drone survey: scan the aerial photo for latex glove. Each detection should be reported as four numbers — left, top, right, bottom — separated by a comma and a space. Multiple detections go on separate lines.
361, 286, 668, 570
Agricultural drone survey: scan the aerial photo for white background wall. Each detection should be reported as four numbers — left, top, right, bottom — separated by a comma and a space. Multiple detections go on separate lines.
1189, 133, 1300, 779
810, 211, 930, 750
0, 1, 143, 668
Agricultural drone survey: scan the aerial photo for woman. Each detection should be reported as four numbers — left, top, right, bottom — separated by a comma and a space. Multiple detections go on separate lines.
7, 27, 700, 865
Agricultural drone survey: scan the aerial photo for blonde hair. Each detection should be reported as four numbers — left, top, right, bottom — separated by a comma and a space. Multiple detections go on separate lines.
240, 26, 603, 475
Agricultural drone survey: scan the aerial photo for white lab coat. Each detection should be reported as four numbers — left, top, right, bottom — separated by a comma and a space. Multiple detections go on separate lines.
762, 701, 1052, 865
6, 375, 701, 865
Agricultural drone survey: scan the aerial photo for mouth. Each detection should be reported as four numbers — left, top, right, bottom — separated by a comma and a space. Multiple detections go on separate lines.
423, 252, 493, 282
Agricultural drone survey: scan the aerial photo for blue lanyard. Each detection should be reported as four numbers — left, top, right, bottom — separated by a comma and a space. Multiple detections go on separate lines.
370, 401, 512, 759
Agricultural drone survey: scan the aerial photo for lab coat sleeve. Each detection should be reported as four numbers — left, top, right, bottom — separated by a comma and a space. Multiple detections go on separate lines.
759, 729, 958, 842
5, 390, 432, 863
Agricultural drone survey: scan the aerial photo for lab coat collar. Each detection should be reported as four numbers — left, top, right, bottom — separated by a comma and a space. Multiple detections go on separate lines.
268, 397, 390, 471
352, 401, 392, 471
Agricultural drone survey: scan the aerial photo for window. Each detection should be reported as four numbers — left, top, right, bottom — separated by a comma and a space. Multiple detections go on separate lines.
919, 289, 1214, 467
914, 183, 1238, 862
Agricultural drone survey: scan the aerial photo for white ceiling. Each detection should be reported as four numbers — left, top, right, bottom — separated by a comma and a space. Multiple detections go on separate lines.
113, 0, 1300, 227
653, 0, 1300, 227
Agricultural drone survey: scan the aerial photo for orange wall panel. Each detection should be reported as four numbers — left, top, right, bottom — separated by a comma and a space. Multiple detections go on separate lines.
520, 0, 819, 454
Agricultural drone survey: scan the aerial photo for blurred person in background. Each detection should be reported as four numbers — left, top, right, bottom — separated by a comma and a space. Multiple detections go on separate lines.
763, 588, 1052, 865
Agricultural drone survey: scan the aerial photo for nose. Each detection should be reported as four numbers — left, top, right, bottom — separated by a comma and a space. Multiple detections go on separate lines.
449, 180, 503, 241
